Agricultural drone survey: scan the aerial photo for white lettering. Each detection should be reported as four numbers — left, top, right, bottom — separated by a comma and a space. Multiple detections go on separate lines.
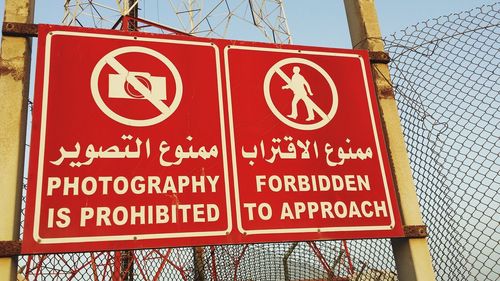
258, 203, 272, 220
80, 207, 94, 227
207, 176, 219, 192
64, 177, 79, 195
113, 206, 128, 225
244, 203, 257, 220
81, 177, 97, 195
374, 201, 388, 217
361, 201, 373, 218
44, 176, 223, 196
114, 177, 128, 195
269, 175, 281, 192
280, 203, 294, 219
131, 176, 145, 194
56, 208, 71, 228
255, 175, 371, 192
256, 175, 266, 192
47, 177, 61, 196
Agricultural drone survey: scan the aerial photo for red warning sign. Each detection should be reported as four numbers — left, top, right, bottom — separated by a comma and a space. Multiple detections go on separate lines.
23, 25, 403, 254
23, 25, 232, 253
225, 45, 403, 240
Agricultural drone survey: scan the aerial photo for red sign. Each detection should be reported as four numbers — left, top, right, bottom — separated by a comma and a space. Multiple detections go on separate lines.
23, 25, 402, 254
225, 46, 402, 240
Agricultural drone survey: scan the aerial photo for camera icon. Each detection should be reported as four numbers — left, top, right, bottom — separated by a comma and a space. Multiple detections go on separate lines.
108, 72, 167, 100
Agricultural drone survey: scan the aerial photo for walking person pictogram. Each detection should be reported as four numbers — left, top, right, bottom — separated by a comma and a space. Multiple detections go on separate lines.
281, 66, 315, 121
263, 57, 338, 131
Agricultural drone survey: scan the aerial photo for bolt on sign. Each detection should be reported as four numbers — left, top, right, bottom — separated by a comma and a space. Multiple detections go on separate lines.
23, 25, 403, 254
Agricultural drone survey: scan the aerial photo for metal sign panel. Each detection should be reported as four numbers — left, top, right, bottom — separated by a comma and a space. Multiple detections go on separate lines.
225, 45, 401, 240
23, 25, 403, 254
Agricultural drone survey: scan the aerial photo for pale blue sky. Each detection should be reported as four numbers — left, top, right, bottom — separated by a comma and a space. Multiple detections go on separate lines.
286, 0, 498, 47
1, 1, 498, 47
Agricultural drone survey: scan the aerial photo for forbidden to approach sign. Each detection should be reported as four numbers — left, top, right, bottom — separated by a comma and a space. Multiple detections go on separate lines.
23, 25, 403, 254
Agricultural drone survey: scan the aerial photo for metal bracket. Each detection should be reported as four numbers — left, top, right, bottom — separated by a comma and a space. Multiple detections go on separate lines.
369, 51, 391, 64
403, 225, 428, 238
378, 87, 395, 99
2, 22, 38, 37
0, 241, 22, 257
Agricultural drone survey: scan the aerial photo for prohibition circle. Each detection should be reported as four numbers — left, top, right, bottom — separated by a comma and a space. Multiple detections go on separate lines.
90, 46, 183, 127
263, 58, 338, 130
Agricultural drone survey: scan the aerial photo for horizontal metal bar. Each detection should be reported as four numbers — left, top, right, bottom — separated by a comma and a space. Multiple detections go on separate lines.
403, 225, 428, 238
3, 23, 391, 67
0, 241, 22, 257
0, 226, 425, 257
369, 50, 391, 64
2, 22, 38, 37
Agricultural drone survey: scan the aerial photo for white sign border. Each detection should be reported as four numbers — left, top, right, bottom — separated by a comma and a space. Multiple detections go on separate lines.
33, 30, 233, 244
224, 45, 397, 235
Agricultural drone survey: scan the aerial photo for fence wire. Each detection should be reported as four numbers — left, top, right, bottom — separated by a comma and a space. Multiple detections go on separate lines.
385, 3, 499, 281
16, 3, 498, 281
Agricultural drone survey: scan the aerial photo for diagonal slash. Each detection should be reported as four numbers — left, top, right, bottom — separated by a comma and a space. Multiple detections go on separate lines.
272, 65, 330, 121
106, 56, 171, 115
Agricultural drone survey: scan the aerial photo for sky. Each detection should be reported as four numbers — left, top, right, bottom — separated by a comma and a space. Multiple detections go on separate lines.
0, 1, 498, 47
286, 0, 498, 47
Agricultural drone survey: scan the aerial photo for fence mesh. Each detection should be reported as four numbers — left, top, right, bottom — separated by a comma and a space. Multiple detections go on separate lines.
384, 3, 499, 280
16, 3, 498, 281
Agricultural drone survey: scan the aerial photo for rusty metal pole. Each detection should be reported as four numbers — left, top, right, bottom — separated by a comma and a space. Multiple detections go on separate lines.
0, 0, 35, 280
343, 1, 436, 280
193, 246, 206, 281
118, 3, 139, 280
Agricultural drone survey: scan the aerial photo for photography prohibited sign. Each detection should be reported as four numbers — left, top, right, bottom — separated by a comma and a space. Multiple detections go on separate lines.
23, 26, 232, 254
23, 25, 403, 254
90, 46, 183, 126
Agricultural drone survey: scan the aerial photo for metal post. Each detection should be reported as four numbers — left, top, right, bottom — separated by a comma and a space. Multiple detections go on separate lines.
193, 246, 205, 281
113, 251, 122, 280
0, 0, 35, 280
120, 3, 139, 279
121, 250, 134, 281
128, 0, 139, 31
343, 1, 436, 280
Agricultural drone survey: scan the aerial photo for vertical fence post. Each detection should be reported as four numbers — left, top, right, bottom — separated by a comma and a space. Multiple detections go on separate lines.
193, 246, 205, 281
0, 0, 35, 280
343, 1, 436, 280
120, 2, 139, 279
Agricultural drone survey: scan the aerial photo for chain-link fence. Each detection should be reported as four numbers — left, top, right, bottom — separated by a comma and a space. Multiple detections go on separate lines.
385, 3, 499, 280
16, 3, 498, 281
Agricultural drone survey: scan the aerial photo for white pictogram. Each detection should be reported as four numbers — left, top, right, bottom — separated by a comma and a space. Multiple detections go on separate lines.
281, 66, 315, 121
91, 46, 182, 127
263, 58, 338, 131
